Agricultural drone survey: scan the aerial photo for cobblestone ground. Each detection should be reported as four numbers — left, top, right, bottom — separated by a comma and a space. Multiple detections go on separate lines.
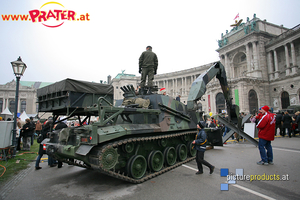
0, 162, 35, 200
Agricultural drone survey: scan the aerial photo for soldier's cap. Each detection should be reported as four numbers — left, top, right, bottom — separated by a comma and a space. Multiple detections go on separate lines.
146, 46, 152, 49
198, 121, 206, 128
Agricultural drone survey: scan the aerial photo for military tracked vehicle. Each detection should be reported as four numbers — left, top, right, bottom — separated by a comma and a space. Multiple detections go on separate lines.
38, 62, 239, 183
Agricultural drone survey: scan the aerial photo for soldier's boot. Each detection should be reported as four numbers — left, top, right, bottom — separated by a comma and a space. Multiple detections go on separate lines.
144, 87, 149, 95
139, 88, 144, 95
139, 87, 147, 95
150, 86, 158, 94
146, 87, 153, 95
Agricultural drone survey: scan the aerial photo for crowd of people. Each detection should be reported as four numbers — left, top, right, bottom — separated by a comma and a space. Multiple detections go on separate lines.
35, 116, 69, 170
2, 115, 71, 170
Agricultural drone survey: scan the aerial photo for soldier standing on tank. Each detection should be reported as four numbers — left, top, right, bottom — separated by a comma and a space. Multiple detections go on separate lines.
139, 46, 158, 93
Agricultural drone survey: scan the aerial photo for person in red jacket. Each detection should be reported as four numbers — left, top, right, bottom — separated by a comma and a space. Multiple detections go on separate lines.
256, 105, 276, 165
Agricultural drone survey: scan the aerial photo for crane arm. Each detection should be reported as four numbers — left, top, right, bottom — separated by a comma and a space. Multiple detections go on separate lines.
187, 62, 238, 122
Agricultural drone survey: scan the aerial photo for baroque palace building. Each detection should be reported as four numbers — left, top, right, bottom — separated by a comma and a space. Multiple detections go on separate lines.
1, 14, 299, 116
0, 80, 52, 116
112, 14, 300, 114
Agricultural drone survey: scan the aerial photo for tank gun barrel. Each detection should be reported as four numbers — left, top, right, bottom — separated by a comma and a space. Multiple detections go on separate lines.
120, 86, 127, 93
121, 86, 129, 93
127, 85, 136, 97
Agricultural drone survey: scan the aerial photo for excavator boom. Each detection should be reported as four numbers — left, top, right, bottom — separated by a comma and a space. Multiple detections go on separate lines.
187, 62, 238, 123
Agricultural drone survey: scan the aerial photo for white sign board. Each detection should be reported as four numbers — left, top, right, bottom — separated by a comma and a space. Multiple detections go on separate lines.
244, 123, 256, 138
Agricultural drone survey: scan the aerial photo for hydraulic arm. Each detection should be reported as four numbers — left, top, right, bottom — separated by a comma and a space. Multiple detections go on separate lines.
187, 62, 239, 123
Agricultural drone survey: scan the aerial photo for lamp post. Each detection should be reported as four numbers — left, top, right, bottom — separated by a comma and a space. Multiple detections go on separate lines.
11, 56, 27, 157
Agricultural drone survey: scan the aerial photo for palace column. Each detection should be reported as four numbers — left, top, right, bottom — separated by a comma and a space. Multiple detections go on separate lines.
267, 52, 274, 80
172, 79, 175, 96
290, 42, 297, 74
273, 50, 279, 79
246, 44, 251, 72
285, 44, 290, 75
252, 42, 258, 70
225, 54, 231, 78
175, 78, 178, 95
183, 76, 186, 95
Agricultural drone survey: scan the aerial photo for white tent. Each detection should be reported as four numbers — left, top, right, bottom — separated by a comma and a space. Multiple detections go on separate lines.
0, 107, 13, 121
1, 107, 12, 115
19, 111, 30, 121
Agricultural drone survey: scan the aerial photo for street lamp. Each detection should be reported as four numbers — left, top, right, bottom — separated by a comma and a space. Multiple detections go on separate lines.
11, 56, 27, 157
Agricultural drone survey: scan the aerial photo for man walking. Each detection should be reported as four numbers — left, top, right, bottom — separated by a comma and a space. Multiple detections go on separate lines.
192, 121, 215, 174
256, 105, 276, 165
139, 46, 158, 91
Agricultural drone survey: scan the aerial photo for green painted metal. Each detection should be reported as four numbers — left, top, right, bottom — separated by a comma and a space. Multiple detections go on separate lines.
42, 61, 235, 183
101, 147, 119, 170
128, 155, 147, 179
176, 144, 188, 161
148, 150, 164, 172
164, 147, 177, 166
187, 141, 197, 157
235, 89, 239, 106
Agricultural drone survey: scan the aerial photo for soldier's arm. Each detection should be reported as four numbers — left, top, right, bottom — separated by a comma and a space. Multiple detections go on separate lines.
139, 53, 144, 68
154, 54, 158, 70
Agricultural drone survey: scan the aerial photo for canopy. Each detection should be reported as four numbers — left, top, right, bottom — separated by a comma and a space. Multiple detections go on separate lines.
1, 107, 12, 115
19, 111, 30, 121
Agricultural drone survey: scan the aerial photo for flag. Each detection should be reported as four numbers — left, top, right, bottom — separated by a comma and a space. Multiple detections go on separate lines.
233, 13, 239, 20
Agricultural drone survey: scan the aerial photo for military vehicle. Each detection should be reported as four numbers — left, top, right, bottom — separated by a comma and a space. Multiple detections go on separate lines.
279, 105, 300, 115
37, 62, 241, 183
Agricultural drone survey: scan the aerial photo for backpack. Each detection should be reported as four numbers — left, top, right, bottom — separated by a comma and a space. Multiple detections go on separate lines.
37, 134, 44, 143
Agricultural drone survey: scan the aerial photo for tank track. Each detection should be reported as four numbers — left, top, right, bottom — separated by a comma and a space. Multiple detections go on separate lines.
90, 131, 197, 183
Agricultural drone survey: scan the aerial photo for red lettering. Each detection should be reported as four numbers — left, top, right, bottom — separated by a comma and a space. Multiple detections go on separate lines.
61, 10, 67, 20
46, 10, 56, 20
10, 15, 19, 21
38, 11, 47, 22
79, 14, 85, 21
1, 15, 10, 21
19, 15, 29, 21
29, 10, 40, 22
68, 10, 75, 20
85, 13, 90, 21
53, 10, 62, 20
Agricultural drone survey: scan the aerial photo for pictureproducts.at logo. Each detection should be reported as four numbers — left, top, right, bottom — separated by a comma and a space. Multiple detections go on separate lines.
220, 168, 289, 191
220, 168, 240, 191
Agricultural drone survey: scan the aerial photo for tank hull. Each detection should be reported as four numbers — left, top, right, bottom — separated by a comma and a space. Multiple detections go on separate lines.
46, 123, 222, 183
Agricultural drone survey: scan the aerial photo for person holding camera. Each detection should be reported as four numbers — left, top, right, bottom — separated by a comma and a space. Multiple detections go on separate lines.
192, 121, 215, 175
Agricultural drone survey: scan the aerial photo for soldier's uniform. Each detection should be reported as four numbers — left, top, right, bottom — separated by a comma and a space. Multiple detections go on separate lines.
139, 47, 158, 88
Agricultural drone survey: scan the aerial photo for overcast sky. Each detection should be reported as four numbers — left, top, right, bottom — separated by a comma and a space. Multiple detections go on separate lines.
1, 0, 300, 85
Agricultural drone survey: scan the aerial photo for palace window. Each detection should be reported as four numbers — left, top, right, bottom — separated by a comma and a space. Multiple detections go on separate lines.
21, 101, 26, 112
241, 54, 246, 62
9, 100, 15, 113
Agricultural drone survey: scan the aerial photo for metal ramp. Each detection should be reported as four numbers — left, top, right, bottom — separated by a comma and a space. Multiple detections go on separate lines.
218, 115, 258, 147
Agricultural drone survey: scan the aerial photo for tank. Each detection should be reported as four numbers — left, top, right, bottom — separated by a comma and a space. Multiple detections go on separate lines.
39, 65, 226, 183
